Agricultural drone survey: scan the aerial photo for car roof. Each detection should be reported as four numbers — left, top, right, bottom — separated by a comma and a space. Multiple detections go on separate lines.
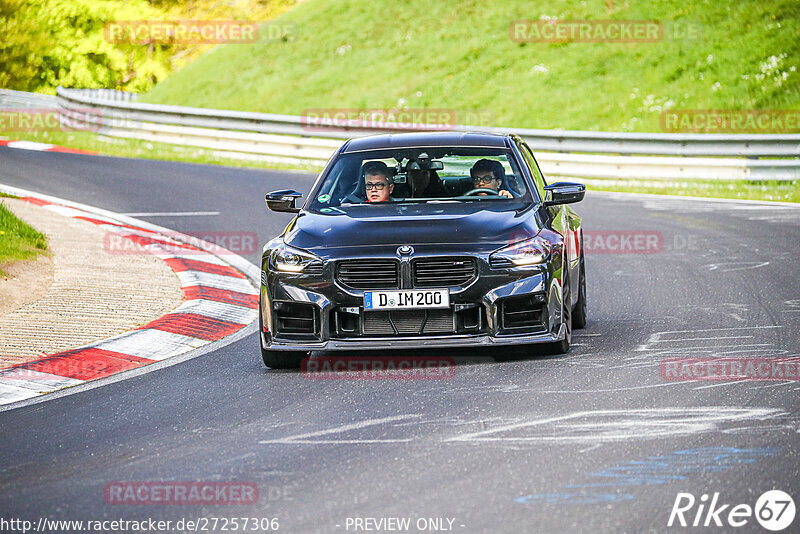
341, 131, 510, 153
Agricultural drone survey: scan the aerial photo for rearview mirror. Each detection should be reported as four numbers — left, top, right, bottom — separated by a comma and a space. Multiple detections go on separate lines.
543, 182, 585, 206
266, 189, 302, 213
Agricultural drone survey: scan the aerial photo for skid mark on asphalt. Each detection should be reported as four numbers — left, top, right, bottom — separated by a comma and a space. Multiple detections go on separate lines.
702, 261, 770, 272
783, 300, 800, 313
635, 326, 782, 353
608, 326, 790, 378
674, 303, 749, 323
258, 408, 786, 446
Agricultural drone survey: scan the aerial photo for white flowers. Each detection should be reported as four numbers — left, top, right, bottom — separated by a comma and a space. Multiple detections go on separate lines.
530, 64, 548, 73
712, 82, 721, 91
335, 44, 351, 56
754, 53, 794, 89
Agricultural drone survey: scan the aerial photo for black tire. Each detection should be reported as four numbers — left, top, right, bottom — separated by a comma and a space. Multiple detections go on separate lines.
572, 253, 587, 329
258, 306, 309, 369
549, 271, 572, 354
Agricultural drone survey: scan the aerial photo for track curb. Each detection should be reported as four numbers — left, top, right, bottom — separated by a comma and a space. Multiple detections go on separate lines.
0, 183, 260, 411
0, 139, 96, 155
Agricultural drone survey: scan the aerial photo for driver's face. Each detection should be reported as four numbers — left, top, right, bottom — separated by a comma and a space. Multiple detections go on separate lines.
472, 172, 500, 194
365, 174, 393, 202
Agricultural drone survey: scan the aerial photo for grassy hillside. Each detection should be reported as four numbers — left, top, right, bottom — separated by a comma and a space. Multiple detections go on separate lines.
142, 0, 800, 132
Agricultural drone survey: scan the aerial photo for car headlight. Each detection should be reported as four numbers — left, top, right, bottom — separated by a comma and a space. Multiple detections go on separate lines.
269, 242, 321, 273
491, 235, 551, 267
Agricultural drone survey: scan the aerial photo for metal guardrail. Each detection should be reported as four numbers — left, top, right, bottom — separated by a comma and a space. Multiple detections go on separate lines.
0, 88, 59, 109
45, 87, 800, 180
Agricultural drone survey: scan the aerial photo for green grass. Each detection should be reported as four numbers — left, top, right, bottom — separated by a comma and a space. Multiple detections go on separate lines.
0, 200, 49, 275
584, 179, 800, 202
142, 0, 800, 133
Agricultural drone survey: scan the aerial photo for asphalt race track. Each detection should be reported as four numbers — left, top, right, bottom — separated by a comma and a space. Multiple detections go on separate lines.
1, 147, 799, 533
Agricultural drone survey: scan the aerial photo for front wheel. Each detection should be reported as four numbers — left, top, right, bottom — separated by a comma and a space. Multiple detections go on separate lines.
548, 272, 572, 354
572, 253, 587, 329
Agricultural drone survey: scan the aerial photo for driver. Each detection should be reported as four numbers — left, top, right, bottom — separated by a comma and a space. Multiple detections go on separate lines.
470, 159, 513, 198
363, 161, 394, 203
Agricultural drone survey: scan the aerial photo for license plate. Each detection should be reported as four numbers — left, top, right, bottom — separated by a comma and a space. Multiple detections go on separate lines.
364, 289, 449, 310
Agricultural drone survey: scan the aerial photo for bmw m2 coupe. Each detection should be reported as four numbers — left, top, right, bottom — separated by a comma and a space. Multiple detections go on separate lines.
259, 132, 586, 368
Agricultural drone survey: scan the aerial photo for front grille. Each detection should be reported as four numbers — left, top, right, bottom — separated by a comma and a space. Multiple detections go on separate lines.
413, 257, 476, 287
363, 309, 455, 336
336, 260, 398, 290
304, 261, 324, 276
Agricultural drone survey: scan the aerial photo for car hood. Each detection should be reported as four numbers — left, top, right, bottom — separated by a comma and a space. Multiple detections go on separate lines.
283, 207, 541, 257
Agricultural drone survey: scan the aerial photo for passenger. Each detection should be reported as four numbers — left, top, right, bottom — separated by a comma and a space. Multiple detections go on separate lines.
470, 159, 513, 198
363, 161, 394, 203
408, 168, 447, 198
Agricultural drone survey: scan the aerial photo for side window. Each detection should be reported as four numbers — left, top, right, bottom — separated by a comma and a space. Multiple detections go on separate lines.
519, 142, 546, 200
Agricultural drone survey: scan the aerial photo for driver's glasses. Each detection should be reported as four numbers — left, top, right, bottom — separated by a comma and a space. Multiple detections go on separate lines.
472, 175, 497, 185
365, 182, 387, 190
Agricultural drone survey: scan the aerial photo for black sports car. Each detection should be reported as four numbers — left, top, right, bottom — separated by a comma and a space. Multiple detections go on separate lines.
259, 132, 586, 368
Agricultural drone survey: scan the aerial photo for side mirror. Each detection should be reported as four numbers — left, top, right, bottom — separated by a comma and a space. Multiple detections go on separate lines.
266, 189, 302, 213
543, 182, 585, 206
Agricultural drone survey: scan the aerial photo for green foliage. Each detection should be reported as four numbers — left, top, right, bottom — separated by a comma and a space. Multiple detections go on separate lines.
0, 0, 169, 93
0, 0, 295, 93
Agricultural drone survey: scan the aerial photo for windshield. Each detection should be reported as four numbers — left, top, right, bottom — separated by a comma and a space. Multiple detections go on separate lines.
307, 147, 531, 214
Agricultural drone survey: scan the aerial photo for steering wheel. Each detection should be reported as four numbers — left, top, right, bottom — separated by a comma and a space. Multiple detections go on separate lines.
463, 188, 500, 197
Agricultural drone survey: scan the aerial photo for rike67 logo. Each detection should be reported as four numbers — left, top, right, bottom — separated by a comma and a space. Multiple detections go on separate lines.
668, 490, 795, 531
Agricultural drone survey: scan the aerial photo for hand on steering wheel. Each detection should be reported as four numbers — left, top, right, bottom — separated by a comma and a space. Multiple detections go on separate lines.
463, 188, 500, 196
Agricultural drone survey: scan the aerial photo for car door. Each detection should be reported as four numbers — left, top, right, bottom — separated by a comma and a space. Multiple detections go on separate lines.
517, 139, 582, 308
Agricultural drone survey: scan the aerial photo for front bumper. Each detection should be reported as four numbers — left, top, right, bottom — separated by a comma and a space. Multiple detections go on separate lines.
261, 324, 566, 352
260, 251, 566, 352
